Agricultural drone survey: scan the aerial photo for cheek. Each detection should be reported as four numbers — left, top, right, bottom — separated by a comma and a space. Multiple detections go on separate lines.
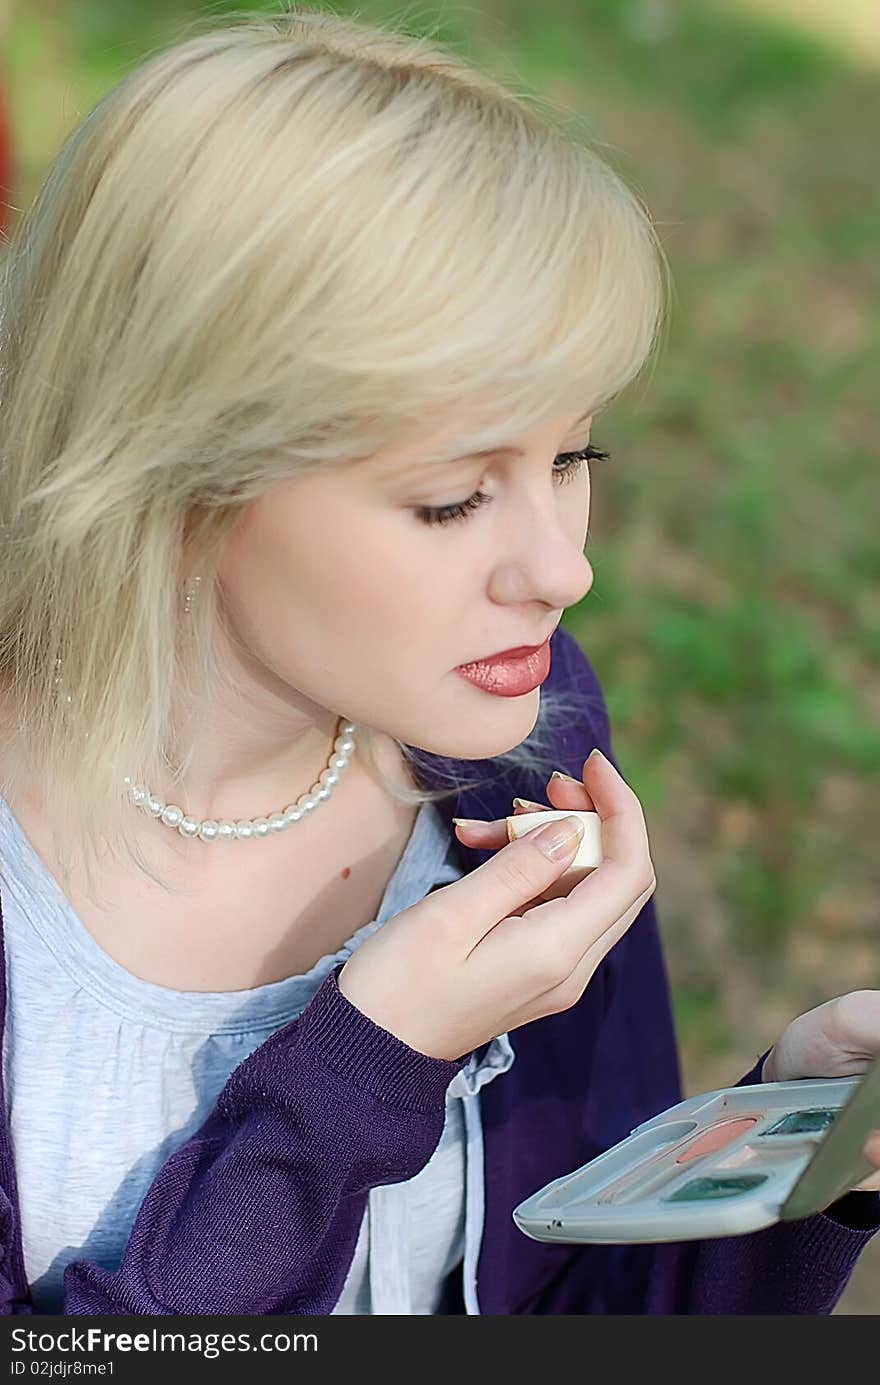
233, 489, 437, 630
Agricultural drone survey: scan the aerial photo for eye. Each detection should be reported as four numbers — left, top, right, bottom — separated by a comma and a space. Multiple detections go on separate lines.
414, 444, 610, 528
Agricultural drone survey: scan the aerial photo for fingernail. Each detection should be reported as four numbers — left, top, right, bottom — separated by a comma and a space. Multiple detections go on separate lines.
512, 797, 546, 811
588, 748, 605, 762
550, 771, 582, 785
532, 814, 585, 861
452, 817, 484, 827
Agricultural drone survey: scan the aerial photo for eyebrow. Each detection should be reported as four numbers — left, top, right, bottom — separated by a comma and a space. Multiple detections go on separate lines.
422, 408, 596, 467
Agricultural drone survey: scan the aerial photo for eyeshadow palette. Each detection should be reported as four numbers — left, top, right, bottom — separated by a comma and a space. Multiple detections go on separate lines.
513, 1056, 880, 1243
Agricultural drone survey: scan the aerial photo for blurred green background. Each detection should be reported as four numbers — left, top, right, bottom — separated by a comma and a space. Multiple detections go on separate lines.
1, 0, 878, 1311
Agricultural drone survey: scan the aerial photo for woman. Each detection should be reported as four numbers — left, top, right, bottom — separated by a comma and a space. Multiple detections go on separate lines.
0, 8, 877, 1315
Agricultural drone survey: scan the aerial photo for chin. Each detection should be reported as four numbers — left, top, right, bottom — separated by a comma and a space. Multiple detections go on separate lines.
415, 700, 541, 763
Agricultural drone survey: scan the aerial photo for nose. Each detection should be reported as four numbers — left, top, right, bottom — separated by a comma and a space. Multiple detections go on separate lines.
500, 529, 594, 615
529, 503, 594, 603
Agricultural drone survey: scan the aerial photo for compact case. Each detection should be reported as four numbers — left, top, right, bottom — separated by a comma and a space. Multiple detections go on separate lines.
513, 1056, 880, 1243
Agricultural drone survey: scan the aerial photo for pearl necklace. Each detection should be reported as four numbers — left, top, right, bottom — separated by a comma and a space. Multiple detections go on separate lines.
123, 717, 358, 843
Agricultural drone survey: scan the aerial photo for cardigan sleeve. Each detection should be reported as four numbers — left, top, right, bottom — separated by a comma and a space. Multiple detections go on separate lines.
4, 967, 465, 1316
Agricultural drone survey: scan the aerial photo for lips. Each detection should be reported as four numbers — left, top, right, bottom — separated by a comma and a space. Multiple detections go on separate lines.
487, 644, 547, 661
456, 639, 552, 695
464, 631, 556, 665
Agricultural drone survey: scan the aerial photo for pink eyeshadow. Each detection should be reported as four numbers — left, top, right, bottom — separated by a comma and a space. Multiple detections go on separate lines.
675, 1117, 759, 1165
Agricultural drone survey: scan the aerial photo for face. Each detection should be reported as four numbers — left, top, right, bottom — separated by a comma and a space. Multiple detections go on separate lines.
217, 408, 595, 767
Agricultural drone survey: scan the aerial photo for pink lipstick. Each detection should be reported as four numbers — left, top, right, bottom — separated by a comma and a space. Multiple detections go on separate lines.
455, 639, 551, 696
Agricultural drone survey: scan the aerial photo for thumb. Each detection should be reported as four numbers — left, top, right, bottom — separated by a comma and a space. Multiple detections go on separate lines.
455, 814, 585, 952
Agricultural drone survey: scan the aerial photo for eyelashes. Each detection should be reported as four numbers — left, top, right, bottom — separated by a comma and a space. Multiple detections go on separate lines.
414, 444, 610, 528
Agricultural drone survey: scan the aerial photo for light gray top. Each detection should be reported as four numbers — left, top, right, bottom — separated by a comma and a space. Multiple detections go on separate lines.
0, 792, 515, 1313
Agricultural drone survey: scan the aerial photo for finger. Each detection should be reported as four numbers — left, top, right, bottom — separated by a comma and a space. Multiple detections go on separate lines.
454, 753, 606, 836
453, 810, 585, 863
540, 881, 656, 1004
453, 799, 555, 848
456, 815, 590, 953
455, 753, 650, 929
827, 990, 880, 1054
505, 806, 603, 916
491, 777, 595, 915
453, 816, 511, 850
510, 771, 652, 933
503, 870, 656, 1013
540, 753, 651, 880
454, 756, 602, 846
546, 769, 597, 814
849, 1131, 880, 1192
471, 781, 651, 963
570, 750, 652, 876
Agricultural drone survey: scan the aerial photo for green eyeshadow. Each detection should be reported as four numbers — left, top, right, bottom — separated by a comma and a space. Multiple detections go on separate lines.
664, 1174, 769, 1202
760, 1109, 837, 1137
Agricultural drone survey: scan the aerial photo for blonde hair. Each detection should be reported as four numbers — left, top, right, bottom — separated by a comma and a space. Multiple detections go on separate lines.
0, 4, 669, 890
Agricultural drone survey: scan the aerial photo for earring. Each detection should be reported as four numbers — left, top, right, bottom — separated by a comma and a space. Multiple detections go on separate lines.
183, 575, 202, 619
52, 654, 71, 712
53, 575, 203, 701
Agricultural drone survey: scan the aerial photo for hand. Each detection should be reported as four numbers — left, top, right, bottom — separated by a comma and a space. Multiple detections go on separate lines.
338, 750, 656, 1061
762, 991, 880, 1193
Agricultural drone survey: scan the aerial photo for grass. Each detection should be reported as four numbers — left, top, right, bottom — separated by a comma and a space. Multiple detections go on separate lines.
3, 0, 878, 1310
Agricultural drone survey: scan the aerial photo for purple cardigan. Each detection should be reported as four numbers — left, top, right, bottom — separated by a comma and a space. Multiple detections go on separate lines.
0, 624, 877, 1314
